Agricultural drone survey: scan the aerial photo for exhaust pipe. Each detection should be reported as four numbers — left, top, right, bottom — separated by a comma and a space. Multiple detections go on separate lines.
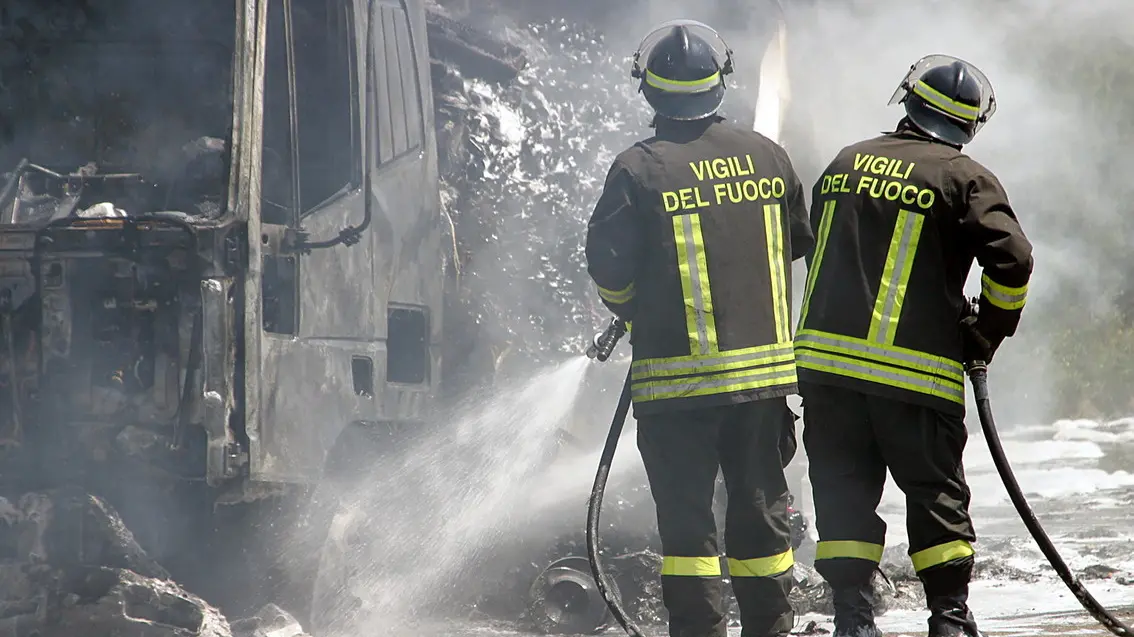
528, 556, 618, 635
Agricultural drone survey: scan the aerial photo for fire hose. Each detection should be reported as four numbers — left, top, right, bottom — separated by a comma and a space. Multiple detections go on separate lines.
966, 360, 1132, 637
583, 317, 645, 637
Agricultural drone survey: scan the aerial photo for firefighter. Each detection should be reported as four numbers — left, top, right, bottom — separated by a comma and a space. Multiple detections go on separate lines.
794, 55, 1034, 637
584, 20, 815, 637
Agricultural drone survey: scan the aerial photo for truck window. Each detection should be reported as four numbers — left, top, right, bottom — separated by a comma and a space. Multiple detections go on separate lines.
261, 0, 295, 225
262, 0, 359, 222
293, 0, 360, 212
371, 1, 425, 165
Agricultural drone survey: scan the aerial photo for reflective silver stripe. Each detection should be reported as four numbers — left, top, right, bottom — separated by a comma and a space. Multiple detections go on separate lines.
795, 330, 963, 378
913, 80, 980, 122
764, 204, 790, 344
868, 209, 924, 345
675, 213, 715, 355
645, 69, 721, 94
795, 348, 964, 404
631, 343, 795, 380
631, 363, 797, 402
980, 274, 1027, 310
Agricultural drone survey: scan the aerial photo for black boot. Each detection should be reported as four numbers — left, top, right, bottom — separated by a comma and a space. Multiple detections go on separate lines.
927, 592, 981, 636
922, 556, 981, 637
831, 583, 883, 637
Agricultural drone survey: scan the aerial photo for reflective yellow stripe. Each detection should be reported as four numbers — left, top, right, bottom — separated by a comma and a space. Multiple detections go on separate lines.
796, 348, 963, 404
795, 330, 964, 404
764, 204, 790, 344
868, 210, 924, 345
645, 69, 721, 94
631, 362, 797, 402
910, 540, 974, 572
661, 555, 722, 577
980, 273, 1027, 311
815, 540, 884, 563
631, 342, 794, 381
727, 549, 794, 577
798, 199, 835, 327
796, 329, 963, 376
597, 282, 635, 305
913, 80, 980, 122
673, 213, 717, 355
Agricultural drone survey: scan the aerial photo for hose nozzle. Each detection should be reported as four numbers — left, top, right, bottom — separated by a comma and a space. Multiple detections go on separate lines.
585, 318, 627, 362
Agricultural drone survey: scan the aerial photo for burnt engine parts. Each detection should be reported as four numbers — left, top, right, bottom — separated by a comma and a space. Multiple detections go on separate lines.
527, 556, 615, 634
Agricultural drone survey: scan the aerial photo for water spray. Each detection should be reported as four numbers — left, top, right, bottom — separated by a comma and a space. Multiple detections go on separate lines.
963, 301, 1132, 637
582, 317, 645, 637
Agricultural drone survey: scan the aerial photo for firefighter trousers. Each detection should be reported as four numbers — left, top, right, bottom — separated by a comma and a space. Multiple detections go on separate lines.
799, 382, 977, 600
637, 397, 797, 637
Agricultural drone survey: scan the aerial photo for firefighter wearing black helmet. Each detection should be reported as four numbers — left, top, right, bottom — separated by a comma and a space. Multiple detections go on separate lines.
585, 20, 815, 637
794, 55, 1034, 637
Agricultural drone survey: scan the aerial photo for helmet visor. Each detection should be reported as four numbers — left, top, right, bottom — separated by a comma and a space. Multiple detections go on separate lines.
631, 19, 734, 79
888, 54, 997, 133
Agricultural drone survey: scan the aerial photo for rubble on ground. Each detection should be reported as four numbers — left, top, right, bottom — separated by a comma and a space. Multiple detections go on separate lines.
0, 489, 311, 637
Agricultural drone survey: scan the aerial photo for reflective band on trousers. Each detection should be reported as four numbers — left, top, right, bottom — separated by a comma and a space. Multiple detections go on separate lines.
798, 199, 835, 326
815, 540, 884, 564
795, 330, 964, 404
764, 204, 791, 344
868, 209, 924, 345
596, 281, 635, 305
673, 213, 717, 355
913, 80, 980, 122
980, 273, 1027, 311
645, 69, 722, 94
661, 555, 722, 577
727, 549, 794, 578
910, 539, 974, 572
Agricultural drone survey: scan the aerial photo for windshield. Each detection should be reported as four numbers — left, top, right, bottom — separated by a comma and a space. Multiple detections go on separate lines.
0, 0, 237, 224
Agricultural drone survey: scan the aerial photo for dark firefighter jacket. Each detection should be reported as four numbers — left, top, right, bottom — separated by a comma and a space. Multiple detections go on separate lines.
585, 117, 815, 416
795, 127, 1034, 415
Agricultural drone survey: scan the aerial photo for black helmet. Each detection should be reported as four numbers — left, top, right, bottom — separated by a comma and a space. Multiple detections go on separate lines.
888, 54, 997, 146
631, 20, 734, 121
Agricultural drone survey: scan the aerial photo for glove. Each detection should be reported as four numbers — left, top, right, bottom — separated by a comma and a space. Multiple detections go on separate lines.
959, 315, 1003, 364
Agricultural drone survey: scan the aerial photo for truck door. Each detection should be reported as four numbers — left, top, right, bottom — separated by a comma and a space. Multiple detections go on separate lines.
248, 0, 381, 482
365, 0, 443, 424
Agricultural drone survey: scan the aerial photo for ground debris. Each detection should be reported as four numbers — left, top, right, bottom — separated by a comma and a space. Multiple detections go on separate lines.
0, 490, 312, 636
230, 604, 311, 637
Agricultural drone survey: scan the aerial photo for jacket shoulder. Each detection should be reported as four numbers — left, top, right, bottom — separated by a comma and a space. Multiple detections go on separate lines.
946, 152, 998, 181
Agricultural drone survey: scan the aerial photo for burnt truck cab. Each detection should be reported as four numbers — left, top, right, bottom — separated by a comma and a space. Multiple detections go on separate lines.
0, 0, 442, 529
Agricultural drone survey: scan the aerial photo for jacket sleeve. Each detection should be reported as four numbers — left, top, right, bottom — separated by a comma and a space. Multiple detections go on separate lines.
585, 159, 641, 320
785, 163, 815, 261
959, 167, 1035, 340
